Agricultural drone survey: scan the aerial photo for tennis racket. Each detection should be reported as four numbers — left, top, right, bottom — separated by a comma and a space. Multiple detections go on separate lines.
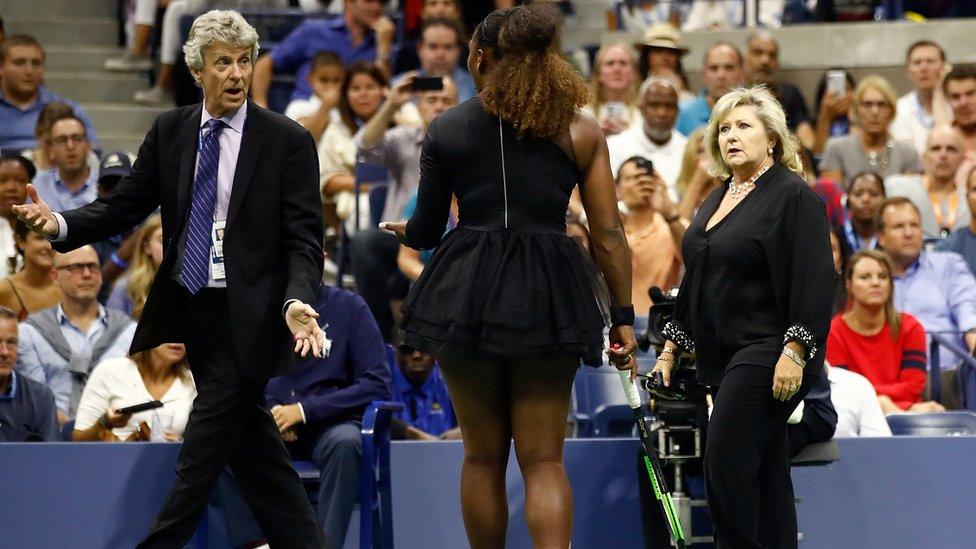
618, 370, 686, 549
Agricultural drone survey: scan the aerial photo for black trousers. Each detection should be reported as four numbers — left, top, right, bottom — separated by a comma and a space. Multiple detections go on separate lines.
137, 289, 326, 548
704, 364, 815, 549
350, 229, 409, 341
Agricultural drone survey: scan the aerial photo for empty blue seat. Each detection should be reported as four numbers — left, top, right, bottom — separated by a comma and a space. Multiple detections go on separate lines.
886, 411, 976, 436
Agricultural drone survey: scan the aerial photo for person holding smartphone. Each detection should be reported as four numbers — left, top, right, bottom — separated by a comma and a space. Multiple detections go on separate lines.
72, 343, 195, 442
615, 156, 685, 314
352, 71, 458, 339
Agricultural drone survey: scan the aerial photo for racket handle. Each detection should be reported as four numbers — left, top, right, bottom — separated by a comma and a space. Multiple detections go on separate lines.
618, 370, 641, 409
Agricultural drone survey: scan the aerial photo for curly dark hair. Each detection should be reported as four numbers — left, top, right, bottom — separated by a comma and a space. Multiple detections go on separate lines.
475, 4, 590, 139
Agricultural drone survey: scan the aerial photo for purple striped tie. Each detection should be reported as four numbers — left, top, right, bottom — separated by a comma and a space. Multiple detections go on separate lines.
180, 118, 226, 294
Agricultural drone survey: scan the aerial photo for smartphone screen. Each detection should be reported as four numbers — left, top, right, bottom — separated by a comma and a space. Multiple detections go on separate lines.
412, 76, 445, 91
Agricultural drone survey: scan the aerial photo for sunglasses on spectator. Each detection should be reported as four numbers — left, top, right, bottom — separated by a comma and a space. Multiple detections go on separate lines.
56, 262, 99, 274
51, 134, 88, 146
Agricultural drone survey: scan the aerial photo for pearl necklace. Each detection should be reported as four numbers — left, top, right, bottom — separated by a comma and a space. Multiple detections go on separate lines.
728, 161, 772, 200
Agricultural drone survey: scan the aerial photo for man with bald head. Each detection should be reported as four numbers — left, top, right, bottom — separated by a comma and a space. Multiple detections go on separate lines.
745, 33, 814, 150
920, 126, 970, 236
16, 245, 135, 420
608, 77, 687, 199
676, 41, 745, 135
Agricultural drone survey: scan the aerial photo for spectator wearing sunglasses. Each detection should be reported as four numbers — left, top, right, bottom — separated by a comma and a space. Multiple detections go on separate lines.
16, 246, 135, 421
389, 343, 459, 440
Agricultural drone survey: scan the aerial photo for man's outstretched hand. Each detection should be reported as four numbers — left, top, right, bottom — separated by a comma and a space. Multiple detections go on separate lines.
285, 300, 326, 358
12, 184, 59, 238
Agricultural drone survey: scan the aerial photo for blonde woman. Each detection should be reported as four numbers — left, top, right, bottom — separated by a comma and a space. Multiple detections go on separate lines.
820, 75, 922, 188
653, 85, 835, 548
108, 215, 162, 320
675, 127, 721, 218
583, 42, 643, 136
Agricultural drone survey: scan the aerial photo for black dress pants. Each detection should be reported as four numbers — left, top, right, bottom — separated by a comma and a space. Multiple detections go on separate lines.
137, 289, 326, 548
704, 364, 815, 549
350, 229, 408, 341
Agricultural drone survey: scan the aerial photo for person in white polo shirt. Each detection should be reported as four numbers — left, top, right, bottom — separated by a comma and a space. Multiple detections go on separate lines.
607, 77, 687, 201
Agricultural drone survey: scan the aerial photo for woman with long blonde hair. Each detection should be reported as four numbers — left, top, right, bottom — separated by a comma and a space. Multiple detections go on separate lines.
107, 215, 162, 320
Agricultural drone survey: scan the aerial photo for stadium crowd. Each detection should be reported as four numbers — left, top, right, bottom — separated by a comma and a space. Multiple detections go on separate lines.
2, 0, 976, 544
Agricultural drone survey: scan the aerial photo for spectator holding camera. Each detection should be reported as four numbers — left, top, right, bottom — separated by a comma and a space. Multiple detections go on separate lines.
352, 73, 457, 339
584, 43, 642, 137
72, 343, 195, 442
0, 306, 59, 442
813, 68, 855, 156
616, 156, 683, 314
826, 250, 938, 413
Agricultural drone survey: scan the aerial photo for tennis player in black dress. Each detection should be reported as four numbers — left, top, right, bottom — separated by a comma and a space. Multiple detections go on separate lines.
381, 5, 637, 548
653, 86, 835, 548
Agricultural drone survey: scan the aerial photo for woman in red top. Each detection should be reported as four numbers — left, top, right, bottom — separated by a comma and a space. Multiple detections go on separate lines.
827, 250, 944, 413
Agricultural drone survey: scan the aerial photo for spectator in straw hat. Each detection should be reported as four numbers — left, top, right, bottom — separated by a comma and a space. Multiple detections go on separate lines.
635, 23, 693, 102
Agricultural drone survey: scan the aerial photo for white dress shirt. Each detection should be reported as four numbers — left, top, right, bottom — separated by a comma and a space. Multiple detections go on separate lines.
828, 365, 893, 438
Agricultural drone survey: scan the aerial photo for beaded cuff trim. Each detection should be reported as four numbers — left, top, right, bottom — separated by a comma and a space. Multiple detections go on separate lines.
662, 321, 695, 354
783, 324, 817, 359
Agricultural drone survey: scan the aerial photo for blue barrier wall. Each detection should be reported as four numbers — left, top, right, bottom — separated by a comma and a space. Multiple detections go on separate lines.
2, 437, 975, 548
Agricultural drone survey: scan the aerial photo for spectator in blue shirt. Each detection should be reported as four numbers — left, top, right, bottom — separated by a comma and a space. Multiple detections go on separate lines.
17, 246, 136, 420
30, 114, 99, 212
0, 35, 99, 152
401, 17, 476, 103
675, 42, 744, 136
390, 344, 459, 440
879, 197, 976, 408
252, 0, 397, 107
0, 306, 59, 442
264, 284, 391, 548
937, 166, 976, 275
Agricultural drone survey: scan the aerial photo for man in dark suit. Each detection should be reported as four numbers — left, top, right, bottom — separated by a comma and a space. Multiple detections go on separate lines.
14, 10, 328, 548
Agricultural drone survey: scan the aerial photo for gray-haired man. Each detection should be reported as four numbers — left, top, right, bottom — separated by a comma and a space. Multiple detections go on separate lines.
13, 10, 328, 548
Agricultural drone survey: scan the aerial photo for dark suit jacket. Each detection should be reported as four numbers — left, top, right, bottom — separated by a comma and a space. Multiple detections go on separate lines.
54, 101, 323, 383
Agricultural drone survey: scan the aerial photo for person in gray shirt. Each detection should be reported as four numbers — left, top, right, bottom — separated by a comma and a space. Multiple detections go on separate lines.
351, 74, 458, 339
820, 75, 922, 189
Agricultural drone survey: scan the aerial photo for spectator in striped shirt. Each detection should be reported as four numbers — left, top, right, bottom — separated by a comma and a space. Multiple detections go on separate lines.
826, 250, 944, 413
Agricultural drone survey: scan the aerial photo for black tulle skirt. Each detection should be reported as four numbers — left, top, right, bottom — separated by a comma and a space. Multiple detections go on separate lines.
399, 227, 610, 366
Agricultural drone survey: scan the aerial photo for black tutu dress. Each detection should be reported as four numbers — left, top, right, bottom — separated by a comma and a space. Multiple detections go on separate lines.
399, 98, 610, 366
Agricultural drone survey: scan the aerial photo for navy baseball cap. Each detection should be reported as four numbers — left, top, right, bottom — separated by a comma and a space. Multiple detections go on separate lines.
98, 151, 136, 181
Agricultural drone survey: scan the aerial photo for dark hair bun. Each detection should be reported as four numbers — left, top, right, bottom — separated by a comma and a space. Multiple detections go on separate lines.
498, 4, 559, 55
